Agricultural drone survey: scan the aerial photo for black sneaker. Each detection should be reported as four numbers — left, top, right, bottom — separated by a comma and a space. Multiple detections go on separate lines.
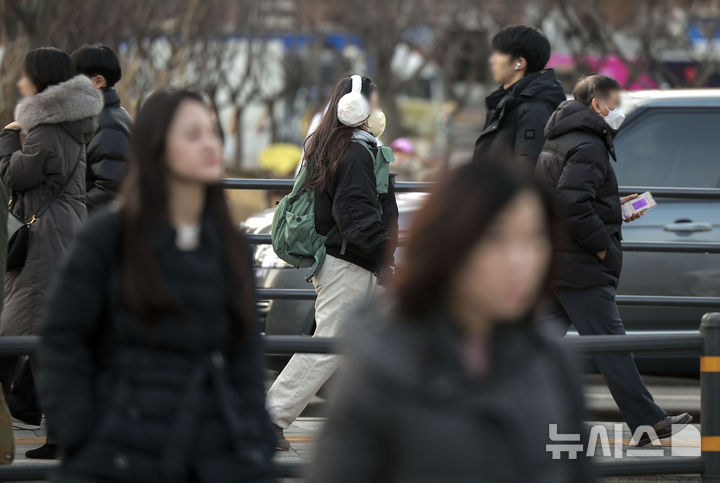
635, 413, 693, 447
273, 424, 291, 451
25, 443, 59, 459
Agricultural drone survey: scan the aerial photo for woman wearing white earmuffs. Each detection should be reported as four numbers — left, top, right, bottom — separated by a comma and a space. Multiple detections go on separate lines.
266, 75, 398, 450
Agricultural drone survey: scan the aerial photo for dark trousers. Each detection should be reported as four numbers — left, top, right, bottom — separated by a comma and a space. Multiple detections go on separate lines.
545, 285, 666, 432
0, 356, 42, 424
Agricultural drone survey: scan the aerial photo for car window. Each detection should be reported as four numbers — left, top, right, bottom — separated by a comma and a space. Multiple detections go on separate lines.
614, 109, 720, 188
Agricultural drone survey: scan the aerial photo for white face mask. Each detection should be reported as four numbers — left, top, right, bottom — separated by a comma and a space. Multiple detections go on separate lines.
603, 104, 625, 130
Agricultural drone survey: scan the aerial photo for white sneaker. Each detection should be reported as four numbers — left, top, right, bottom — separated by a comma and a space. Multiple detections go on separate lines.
12, 417, 40, 431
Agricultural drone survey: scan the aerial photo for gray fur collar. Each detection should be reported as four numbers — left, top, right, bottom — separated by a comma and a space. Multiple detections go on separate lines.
15, 75, 104, 132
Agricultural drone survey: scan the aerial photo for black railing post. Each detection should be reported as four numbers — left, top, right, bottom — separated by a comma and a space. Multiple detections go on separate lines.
701, 313, 720, 482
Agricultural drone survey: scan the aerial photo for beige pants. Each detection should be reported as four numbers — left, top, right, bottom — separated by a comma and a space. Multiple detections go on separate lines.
266, 254, 379, 428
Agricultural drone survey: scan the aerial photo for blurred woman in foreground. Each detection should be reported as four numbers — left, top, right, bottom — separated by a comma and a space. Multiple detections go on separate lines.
37, 90, 275, 482
312, 159, 593, 483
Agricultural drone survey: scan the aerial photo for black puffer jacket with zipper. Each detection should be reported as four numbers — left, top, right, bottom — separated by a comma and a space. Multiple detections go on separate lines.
472, 69, 565, 169
314, 138, 398, 274
85, 87, 132, 211
37, 208, 276, 483
535, 99, 623, 289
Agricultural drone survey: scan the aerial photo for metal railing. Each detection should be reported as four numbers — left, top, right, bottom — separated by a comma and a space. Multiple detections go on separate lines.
1, 178, 720, 480
256, 288, 720, 309
0, 322, 717, 480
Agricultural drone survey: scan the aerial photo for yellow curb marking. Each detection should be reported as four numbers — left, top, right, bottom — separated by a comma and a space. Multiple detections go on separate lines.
606, 438, 699, 447
702, 436, 720, 451
286, 435, 317, 443
14, 436, 45, 445
701, 356, 720, 372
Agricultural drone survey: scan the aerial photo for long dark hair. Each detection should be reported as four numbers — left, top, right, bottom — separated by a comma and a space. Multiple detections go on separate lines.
303, 75, 374, 192
118, 89, 254, 339
394, 159, 558, 319
24, 47, 75, 92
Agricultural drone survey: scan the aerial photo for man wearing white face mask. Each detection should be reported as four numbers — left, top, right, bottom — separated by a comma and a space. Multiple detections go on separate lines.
535, 75, 692, 446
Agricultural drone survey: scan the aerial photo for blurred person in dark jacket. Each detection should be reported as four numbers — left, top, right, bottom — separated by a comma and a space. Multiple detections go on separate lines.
312, 160, 592, 483
71, 44, 132, 211
472, 26, 565, 169
37, 89, 276, 482
535, 75, 691, 446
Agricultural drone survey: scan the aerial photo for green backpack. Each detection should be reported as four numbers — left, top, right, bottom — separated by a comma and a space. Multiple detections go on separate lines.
271, 140, 394, 280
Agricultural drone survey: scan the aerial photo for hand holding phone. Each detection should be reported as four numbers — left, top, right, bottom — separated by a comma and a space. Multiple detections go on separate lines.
621, 191, 657, 221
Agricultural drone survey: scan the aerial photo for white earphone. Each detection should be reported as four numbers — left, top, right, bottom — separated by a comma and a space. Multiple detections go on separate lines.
337, 75, 370, 127
514, 62, 522, 71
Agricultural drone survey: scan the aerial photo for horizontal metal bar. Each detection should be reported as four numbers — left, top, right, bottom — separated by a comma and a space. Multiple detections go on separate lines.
0, 333, 704, 357
222, 178, 432, 193
619, 186, 720, 199
263, 334, 705, 355
616, 295, 720, 307
563, 333, 704, 354
622, 241, 720, 253
264, 335, 340, 354
248, 234, 720, 253
593, 456, 704, 477
247, 233, 410, 247
257, 288, 316, 300
273, 461, 308, 478
247, 234, 271, 245
0, 336, 39, 356
258, 290, 720, 307
0, 465, 55, 480
222, 178, 720, 199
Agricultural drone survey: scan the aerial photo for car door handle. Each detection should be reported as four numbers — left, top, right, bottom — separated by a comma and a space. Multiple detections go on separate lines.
663, 222, 713, 233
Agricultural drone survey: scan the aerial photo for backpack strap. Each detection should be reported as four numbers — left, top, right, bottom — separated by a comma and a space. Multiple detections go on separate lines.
351, 139, 377, 163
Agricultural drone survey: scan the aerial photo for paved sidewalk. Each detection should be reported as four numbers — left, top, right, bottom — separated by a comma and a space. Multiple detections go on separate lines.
10, 418, 702, 482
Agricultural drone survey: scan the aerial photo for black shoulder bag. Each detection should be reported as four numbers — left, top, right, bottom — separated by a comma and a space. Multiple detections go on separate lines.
6, 149, 82, 272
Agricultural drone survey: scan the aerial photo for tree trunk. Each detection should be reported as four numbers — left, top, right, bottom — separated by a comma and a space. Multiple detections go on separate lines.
233, 106, 244, 170
267, 99, 279, 144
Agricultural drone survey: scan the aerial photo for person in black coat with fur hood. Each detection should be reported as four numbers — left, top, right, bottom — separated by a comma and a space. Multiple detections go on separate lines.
535, 75, 692, 446
472, 26, 565, 169
0, 48, 103, 408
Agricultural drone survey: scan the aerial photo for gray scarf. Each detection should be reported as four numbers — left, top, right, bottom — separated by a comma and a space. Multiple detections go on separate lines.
351, 129, 377, 147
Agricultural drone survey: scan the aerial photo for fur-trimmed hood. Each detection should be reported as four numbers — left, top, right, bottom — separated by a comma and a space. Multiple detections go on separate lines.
15, 75, 103, 135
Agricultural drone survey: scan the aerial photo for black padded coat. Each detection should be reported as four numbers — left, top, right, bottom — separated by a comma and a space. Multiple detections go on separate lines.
37, 209, 276, 483
536, 99, 623, 289
0, 75, 102, 336
85, 87, 132, 211
472, 69, 565, 169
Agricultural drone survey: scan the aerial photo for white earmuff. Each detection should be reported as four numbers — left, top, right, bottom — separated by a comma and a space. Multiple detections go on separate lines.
337, 75, 370, 127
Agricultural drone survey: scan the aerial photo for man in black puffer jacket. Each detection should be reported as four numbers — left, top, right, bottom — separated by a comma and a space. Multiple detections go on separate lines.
536, 75, 692, 446
72, 44, 132, 211
472, 26, 565, 169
